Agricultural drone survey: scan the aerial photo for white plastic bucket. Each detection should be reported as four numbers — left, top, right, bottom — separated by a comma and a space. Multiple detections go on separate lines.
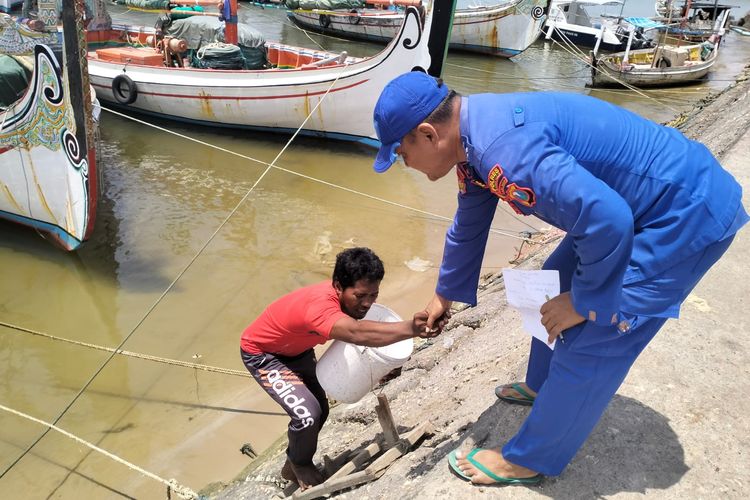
316, 303, 414, 403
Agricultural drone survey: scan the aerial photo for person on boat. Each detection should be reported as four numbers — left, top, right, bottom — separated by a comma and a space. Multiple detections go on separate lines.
371, 71, 749, 486
240, 246, 443, 490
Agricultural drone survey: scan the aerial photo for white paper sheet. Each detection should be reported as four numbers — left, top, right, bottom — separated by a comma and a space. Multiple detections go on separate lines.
502, 268, 560, 350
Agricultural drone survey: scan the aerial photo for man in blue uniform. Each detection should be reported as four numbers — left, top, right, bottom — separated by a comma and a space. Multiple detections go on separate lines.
372, 71, 748, 485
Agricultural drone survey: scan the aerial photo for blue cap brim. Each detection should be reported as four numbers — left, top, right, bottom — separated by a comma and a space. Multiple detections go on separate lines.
373, 142, 397, 173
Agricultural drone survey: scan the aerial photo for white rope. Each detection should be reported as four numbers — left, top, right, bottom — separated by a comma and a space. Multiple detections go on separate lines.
101, 107, 531, 242
0, 320, 252, 378
0, 404, 198, 499
0, 65, 351, 482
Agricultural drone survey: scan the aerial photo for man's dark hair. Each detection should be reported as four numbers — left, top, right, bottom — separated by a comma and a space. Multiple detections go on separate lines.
425, 79, 460, 125
332, 247, 385, 289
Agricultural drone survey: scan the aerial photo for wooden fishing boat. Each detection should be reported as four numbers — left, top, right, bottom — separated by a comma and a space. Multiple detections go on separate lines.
0, 1, 100, 251
286, 0, 550, 58
86, 0, 455, 145
590, 18, 719, 87
654, 1, 735, 42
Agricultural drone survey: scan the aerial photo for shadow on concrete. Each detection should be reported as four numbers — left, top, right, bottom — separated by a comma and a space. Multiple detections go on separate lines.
407, 394, 688, 498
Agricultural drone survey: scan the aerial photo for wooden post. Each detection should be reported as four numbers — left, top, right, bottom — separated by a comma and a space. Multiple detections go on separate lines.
375, 394, 399, 449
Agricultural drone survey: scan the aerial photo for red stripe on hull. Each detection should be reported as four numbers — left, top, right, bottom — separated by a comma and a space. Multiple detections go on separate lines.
92, 79, 370, 101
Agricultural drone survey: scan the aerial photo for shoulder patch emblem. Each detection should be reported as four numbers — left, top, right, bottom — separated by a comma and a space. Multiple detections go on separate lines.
486, 164, 536, 210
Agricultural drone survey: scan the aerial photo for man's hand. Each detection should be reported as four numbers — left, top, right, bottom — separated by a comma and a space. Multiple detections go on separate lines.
414, 309, 450, 338
412, 310, 431, 337
425, 293, 452, 332
540, 292, 585, 344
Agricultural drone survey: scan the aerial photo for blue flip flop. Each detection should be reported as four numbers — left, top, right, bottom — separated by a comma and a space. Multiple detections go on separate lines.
448, 449, 542, 485
495, 382, 536, 406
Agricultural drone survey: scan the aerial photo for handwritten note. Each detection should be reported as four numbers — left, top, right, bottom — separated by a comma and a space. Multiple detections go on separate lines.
502, 269, 560, 350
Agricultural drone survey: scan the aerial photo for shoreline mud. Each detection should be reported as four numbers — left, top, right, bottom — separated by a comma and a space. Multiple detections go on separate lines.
206, 64, 750, 499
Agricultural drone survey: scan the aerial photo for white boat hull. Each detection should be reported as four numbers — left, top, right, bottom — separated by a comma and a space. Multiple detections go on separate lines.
288, 0, 549, 57
0, 44, 99, 250
87, 7, 434, 144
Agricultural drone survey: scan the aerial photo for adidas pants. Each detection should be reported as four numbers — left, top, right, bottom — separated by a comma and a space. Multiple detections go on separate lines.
242, 349, 329, 466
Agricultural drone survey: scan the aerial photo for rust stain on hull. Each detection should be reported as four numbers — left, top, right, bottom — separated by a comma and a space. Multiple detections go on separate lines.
198, 91, 215, 119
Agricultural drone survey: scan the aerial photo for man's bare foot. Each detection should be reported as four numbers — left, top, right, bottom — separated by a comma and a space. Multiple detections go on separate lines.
495, 382, 537, 402
289, 461, 324, 490
280, 459, 295, 482
455, 448, 538, 485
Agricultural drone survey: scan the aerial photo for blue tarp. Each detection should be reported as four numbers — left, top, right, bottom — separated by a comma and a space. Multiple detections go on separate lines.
624, 17, 665, 29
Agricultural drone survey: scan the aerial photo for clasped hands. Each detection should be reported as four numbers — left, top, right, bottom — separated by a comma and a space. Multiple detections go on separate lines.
410, 293, 453, 339
411, 291, 585, 343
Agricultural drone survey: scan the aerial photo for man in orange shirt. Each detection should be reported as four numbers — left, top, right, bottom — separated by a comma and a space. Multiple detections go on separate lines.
241, 247, 442, 490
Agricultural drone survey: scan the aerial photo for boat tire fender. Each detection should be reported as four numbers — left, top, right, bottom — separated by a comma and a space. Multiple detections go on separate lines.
656, 57, 671, 69
349, 9, 360, 25
319, 14, 331, 28
112, 73, 138, 105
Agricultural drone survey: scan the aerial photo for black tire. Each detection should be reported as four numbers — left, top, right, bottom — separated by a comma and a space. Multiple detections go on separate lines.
349, 9, 360, 25
112, 73, 137, 105
319, 14, 331, 28
656, 57, 671, 69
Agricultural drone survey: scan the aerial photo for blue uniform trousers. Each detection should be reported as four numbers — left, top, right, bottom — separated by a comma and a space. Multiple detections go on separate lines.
502, 234, 735, 476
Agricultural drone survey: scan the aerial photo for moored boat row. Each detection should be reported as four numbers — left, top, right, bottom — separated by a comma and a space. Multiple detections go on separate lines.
1, 0, 745, 250
286, 0, 551, 58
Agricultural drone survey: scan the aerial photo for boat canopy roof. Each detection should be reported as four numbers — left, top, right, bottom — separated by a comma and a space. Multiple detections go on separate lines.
624, 16, 665, 29
553, 0, 624, 6
683, 2, 738, 10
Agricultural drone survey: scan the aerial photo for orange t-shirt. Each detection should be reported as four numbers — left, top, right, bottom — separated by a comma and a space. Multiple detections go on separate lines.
240, 281, 347, 356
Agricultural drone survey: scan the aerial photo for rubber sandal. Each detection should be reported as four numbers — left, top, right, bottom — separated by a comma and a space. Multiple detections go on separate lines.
448, 450, 472, 480
495, 382, 535, 406
448, 448, 542, 485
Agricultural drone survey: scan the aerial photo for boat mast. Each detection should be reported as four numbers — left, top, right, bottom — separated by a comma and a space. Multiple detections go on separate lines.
184, 0, 238, 44
427, 0, 458, 77
711, 0, 721, 34
223, 0, 239, 46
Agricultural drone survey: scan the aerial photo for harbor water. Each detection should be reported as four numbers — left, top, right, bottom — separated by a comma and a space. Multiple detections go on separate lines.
1, 0, 749, 497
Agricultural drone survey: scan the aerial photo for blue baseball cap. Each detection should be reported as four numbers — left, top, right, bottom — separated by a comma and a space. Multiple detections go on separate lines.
372, 71, 450, 173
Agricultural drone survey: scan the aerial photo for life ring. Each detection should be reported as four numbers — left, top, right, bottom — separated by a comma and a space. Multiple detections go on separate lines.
319, 14, 331, 28
112, 73, 138, 105
348, 9, 360, 25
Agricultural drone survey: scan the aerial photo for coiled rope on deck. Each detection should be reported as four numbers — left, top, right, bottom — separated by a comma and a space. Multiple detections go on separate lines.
0, 404, 199, 499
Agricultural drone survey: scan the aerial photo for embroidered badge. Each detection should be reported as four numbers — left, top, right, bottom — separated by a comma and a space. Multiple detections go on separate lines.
486, 164, 536, 212
457, 163, 468, 194
457, 163, 487, 194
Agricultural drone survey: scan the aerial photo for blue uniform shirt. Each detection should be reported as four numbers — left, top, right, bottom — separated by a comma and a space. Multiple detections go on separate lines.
437, 93, 748, 325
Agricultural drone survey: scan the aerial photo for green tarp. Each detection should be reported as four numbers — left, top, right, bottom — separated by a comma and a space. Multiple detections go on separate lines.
0, 54, 31, 109
164, 16, 269, 70
114, 0, 170, 8
285, 0, 365, 10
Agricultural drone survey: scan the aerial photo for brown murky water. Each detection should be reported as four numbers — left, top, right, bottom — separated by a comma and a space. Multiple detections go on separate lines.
1, 1, 749, 497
